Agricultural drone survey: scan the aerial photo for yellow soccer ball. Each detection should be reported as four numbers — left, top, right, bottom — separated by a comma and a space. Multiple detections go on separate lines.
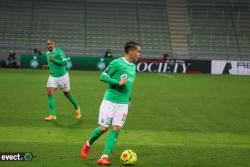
120, 150, 137, 165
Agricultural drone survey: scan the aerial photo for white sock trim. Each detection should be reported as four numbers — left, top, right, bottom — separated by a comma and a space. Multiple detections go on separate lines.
86, 141, 90, 147
101, 154, 108, 158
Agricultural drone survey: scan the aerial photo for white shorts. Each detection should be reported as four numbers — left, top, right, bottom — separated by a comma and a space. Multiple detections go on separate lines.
98, 100, 128, 128
47, 73, 70, 92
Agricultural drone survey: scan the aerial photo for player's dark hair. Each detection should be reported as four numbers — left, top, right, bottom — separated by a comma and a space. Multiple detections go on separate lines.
125, 41, 140, 53
47, 39, 55, 44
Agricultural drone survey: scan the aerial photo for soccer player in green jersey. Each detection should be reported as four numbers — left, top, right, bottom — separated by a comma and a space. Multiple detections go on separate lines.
80, 41, 141, 165
44, 39, 81, 121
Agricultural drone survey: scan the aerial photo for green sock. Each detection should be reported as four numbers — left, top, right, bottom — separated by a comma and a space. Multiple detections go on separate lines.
48, 96, 56, 115
68, 95, 79, 109
88, 127, 103, 146
103, 130, 119, 155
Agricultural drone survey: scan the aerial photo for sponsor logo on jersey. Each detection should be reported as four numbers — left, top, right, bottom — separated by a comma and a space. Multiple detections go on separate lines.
120, 74, 128, 79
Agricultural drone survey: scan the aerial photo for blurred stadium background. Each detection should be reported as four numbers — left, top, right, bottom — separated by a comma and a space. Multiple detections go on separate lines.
0, 0, 249, 60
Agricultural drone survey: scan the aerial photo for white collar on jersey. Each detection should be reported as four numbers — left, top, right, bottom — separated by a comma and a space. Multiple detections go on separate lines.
122, 57, 133, 65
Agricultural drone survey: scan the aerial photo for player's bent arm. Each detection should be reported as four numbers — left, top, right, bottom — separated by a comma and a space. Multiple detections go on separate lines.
100, 73, 119, 85
53, 50, 67, 66
53, 58, 67, 66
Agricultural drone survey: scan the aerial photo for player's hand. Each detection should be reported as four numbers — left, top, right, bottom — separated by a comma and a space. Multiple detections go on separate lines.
49, 56, 54, 61
119, 78, 127, 86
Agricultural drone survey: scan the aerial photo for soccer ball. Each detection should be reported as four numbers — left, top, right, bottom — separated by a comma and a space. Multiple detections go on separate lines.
120, 150, 137, 165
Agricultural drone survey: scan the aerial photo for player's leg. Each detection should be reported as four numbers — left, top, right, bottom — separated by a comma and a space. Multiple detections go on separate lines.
45, 76, 57, 121
97, 103, 128, 165
80, 100, 113, 160
60, 73, 81, 119
63, 91, 79, 109
80, 125, 108, 160
96, 125, 120, 165
89, 125, 108, 146
45, 87, 57, 121
103, 125, 121, 156
63, 91, 81, 119
91, 100, 114, 145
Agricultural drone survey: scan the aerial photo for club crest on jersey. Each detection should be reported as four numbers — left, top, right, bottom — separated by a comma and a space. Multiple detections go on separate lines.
120, 74, 128, 80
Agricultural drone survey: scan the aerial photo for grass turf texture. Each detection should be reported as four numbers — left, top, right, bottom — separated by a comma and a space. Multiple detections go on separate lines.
0, 69, 250, 167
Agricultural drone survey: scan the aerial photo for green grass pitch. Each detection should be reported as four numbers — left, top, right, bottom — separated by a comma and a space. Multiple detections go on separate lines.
0, 69, 250, 167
